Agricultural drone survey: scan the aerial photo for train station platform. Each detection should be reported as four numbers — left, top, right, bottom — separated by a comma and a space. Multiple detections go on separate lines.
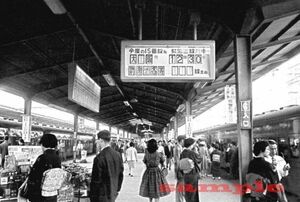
67, 153, 240, 202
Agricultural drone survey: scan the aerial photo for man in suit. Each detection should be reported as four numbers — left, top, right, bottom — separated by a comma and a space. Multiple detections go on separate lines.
90, 130, 124, 202
164, 140, 173, 170
0, 136, 9, 167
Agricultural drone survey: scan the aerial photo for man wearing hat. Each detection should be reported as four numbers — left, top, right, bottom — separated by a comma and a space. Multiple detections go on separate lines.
179, 138, 202, 202
90, 130, 124, 202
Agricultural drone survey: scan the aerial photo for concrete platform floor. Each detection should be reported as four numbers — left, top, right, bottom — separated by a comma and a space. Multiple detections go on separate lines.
70, 153, 240, 202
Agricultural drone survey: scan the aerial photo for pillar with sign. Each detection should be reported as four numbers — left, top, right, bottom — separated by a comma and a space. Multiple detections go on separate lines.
185, 99, 192, 137
22, 98, 32, 143
73, 114, 79, 162
234, 35, 253, 202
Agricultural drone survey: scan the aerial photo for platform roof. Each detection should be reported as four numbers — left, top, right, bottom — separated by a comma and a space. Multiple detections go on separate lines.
0, 0, 299, 134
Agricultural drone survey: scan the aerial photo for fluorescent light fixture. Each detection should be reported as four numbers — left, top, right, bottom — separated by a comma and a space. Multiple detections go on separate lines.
43, 0, 66, 14
103, 74, 116, 86
193, 81, 201, 88
176, 104, 185, 112
123, 101, 130, 106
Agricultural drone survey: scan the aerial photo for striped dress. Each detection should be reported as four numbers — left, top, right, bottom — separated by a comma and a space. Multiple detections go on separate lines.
139, 150, 170, 198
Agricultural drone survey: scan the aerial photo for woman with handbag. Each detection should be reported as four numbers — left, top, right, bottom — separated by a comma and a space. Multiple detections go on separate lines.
25, 133, 61, 202
179, 138, 202, 202
247, 141, 281, 202
139, 139, 170, 202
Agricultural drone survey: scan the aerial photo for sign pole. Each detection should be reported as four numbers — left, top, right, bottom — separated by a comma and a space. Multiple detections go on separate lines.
185, 99, 192, 137
73, 114, 78, 162
234, 35, 253, 202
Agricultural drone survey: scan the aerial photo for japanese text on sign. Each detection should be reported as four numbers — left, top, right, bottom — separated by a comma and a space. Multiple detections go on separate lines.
22, 115, 31, 143
121, 40, 215, 82
240, 100, 251, 129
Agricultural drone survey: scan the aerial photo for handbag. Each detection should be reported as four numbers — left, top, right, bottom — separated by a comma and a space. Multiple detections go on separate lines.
161, 167, 168, 177
19, 177, 29, 199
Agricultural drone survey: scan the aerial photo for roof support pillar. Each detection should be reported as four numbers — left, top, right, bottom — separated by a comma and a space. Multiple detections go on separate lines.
174, 114, 178, 139
23, 97, 32, 144
73, 114, 79, 162
234, 35, 253, 202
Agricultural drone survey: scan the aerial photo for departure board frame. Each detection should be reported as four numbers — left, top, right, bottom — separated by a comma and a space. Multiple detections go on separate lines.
121, 40, 215, 82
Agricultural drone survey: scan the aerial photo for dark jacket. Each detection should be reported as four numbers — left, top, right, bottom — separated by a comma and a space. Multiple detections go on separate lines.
180, 149, 202, 202
90, 146, 124, 202
0, 141, 8, 167
27, 149, 61, 201
164, 145, 173, 159
247, 157, 279, 201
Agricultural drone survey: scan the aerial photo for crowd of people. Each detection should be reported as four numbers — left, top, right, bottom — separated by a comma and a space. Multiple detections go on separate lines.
1, 129, 292, 202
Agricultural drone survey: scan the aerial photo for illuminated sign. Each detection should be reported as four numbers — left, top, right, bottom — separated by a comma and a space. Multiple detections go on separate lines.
68, 64, 101, 113
240, 100, 252, 129
121, 40, 215, 82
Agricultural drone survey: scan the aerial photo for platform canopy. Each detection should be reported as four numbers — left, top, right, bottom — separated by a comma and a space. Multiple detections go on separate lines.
0, 0, 299, 134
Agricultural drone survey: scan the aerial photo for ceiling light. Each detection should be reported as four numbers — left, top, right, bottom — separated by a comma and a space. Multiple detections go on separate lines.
193, 81, 201, 88
130, 98, 138, 103
123, 101, 130, 106
43, 0, 66, 14
103, 74, 116, 86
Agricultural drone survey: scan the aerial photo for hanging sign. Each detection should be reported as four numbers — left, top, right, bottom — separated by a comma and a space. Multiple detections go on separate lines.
121, 40, 215, 82
224, 85, 237, 123
240, 100, 252, 129
22, 115, 31, 143
68, 63, 101, 112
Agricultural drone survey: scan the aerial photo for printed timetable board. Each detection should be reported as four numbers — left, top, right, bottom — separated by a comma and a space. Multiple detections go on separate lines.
121, 40, 215, 82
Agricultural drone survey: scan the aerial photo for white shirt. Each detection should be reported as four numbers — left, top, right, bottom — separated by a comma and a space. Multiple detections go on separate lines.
157, 145, 165, 155
265, 155, 289, 181
126, 147, 137, 161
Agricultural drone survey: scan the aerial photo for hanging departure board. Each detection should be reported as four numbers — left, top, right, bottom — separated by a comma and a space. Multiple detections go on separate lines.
121, 40, 215, 82
68, 63, 101, 112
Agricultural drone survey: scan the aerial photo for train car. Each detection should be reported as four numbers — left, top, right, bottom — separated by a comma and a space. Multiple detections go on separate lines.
193, 105, 300, 145
0, 118, 96, 160
193, 105, 300, 198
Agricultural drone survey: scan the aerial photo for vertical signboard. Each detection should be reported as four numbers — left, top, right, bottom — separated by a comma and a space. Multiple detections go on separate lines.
22, 115, 32, 143
185, 116, 192, 137
225, 85, 237, 123
240, 100, 251, 129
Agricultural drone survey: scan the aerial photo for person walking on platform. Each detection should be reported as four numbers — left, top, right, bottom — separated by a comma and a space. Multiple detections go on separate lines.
139, 139, 170, 202
179, 138, 202, 202
197, 140, 210, 178
26, 133, 61, 202
164, 140, 173, 170
246, 141, 281, 202
90, 130, 124, 202
0, 136, 9, 167
125, 142, 138, 177
265, 140, 290, 181
210, 143, 222, 180
174, 135, 186, 202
